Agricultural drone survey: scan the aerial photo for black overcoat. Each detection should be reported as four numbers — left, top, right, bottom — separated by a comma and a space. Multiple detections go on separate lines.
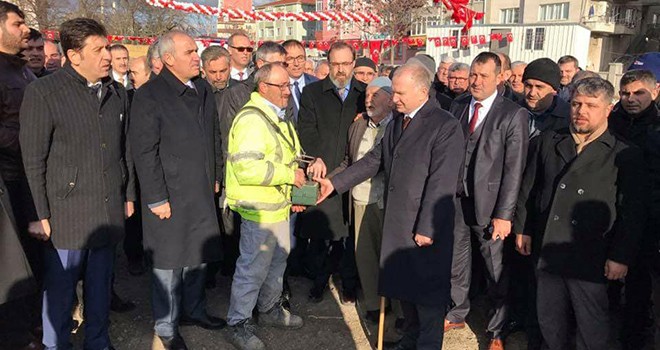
129, 67, 222, 269
332, 99, 465, 306
0, 176, 36, 305
20, 64, 135, 249
298, 77, 366, 240
513, 128, 647, 283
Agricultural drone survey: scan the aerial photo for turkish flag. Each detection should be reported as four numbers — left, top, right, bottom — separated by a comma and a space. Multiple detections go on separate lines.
506, 32, 514, 43
382, 40, 390, 49
460, 36, 469, 47
416, 38, 424, 47
392, 39, 399, 47
362, 41, 369, 49
351, 41, 360, 50
369, 40, 382, 64
490, 33, 497, 40
471, 35, 477, 44
308, 41, 315, 49
434, 38, 441, 47
479, 35, 486, 44
449, 37, 457, 47
442, 37, 449, 46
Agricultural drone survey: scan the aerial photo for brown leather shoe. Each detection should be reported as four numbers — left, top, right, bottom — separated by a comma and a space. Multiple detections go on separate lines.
488, 338, 504, 350
443, 319, 466, 332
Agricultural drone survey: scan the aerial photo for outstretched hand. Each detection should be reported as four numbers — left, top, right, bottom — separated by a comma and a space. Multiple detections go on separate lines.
314, 176, 334, 204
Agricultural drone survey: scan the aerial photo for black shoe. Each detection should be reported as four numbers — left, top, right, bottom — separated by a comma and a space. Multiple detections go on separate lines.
308, 285, 324, 303
127, 258, 147, 276
394, 317, 405, 335
180, 314, 227, 330
156, 334, 188, 350
110, 292, 136, 313
340, 289, 356, 304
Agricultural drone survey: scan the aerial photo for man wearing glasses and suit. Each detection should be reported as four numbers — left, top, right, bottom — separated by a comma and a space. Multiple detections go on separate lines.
227, 31, 253, 84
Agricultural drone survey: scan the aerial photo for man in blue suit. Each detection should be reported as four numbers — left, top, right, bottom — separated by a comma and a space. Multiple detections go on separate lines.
283, 40, 318, 126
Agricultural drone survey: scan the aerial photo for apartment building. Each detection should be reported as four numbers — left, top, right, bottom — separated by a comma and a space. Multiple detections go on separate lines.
255, 0, 316, 41
216, 0, 257, 39
425, 0, 657, 71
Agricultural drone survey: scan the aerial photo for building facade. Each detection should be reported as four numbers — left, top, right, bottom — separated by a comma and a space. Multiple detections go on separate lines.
425, 0, 657, 71
255, 0, 316, 41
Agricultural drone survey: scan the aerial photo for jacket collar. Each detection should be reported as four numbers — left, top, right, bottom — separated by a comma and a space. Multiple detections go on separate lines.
160, 66, 195, 96
553, 126, 616, 163
611, 102, 660, 126
0, 51, 27, 69
62, 61, 113, 89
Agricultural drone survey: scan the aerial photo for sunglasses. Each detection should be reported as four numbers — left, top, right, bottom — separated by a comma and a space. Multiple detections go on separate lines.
229, 45, 254, 53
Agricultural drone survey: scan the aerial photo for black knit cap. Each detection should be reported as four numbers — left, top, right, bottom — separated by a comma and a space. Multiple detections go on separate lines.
523, 58, 561, 91
355, 57, 377, 72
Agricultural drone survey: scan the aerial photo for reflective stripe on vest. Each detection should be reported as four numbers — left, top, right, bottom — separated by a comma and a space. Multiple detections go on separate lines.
234, 199, 290, 211
229, 151, 265, 162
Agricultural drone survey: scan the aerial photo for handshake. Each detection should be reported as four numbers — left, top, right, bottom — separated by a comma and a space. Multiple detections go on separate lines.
291, 157, 335, 211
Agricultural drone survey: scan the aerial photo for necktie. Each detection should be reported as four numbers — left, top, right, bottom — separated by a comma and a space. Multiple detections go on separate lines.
238, 72, 244, 81
469, 102, 482, 134
402, 116, 412, 130
89, 82, 102, 100
337, 87, 346, 101
294, 81, 302, 102
118, 76, 125, 86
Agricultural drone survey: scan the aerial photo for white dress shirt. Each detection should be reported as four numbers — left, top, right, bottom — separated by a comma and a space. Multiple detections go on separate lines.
230, 67, 249, 81
112, 70, 131, 89
405, 98, 428, 119
468, 90, 498, 129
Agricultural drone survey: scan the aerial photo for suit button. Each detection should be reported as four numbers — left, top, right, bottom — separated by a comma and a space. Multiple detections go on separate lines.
394, 153, 399, 159
101, 143, 106, 149
0, 188, 4, 195
68, 182, 75, 187
571, 220, 578, 225
104, 197, 109, 202
99, 114, 103, 118
559, 183, 566, 189
389, 186, 395, 192
577, 189, 584, 195
553, 215, 559, 221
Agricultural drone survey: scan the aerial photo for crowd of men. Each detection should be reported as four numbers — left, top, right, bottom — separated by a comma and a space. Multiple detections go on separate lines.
0, 1, 659, 350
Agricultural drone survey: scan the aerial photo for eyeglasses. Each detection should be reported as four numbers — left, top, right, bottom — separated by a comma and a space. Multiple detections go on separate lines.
229, 45, 254, 53
448, 77, 468, 82
286, 55, 305, 64
329, 61, 354, 68
263, 82, 292, 90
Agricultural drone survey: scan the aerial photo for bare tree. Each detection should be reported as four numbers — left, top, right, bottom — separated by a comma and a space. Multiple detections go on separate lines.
13, 0, 67, 29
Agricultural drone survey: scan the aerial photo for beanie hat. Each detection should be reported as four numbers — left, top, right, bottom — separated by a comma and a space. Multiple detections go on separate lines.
523, 58, 561, 91
355, 57, 377, 72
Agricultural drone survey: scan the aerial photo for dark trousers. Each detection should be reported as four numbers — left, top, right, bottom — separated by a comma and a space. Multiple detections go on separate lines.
448, 197, 508, 337
152, 264, 208, 337
620, 252, 653, 348
398, 301, 446, 350
42, 244, 115, 350
507, 244, 542, 346
537, 270, 609, 350
123, 199, 143, 263
308, 237, 358, 292
5, 179, 43, 283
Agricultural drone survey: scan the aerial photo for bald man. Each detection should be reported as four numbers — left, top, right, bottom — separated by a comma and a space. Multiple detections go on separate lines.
129, 56, 150, 90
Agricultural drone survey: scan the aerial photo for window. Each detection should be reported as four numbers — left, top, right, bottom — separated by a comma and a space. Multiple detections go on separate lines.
500, 8, 519, 24
451, 29, 459, 48
534, 28, 545, 50
316, 0, 323, 11
276, 27, 281, 37
539, 2, 569, 21
259, 29, 264, 38
286, 26, 292, 36
524, 29, 533, 50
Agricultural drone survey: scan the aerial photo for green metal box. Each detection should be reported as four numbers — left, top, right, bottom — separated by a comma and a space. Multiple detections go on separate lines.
291, 181, 319, 206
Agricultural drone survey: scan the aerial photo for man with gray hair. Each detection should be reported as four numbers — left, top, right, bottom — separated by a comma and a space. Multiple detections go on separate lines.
146, 38, 162, 76
446, 62, 470, 98
508, 61, 526, 94
316, 63, 465, 349
201, 45, 231, 92
514, 77, 646, 350
328, 76, 395, 322
128, 56, 151, 90
130, 30, 225, 349
225, 62, 308, 350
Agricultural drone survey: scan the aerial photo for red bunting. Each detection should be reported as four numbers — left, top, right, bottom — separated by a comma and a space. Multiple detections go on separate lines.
434, 38, 441, 47
479, 35, 486, 44
470, 35, 477, 44
506, 32, 514, 43
442, 37, 449, 46
460, 36, 469, 47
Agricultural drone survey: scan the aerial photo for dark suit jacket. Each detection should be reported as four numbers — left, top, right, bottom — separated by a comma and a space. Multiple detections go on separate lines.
332, 99, 465, 306
513, 128, 646, 282
298, 77, 366, 240
129, 67, 222, 269
450, 93, 530, 226
520, 96, 571, 139
290, 73, 319, 124
20, 63, 135, 249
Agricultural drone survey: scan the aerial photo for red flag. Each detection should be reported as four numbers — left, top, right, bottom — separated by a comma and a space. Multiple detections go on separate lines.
506, 32, 514, 43
362, 41, 369, 49
449, 37, 457, 48
351, 41, 360, 50
392, 39, 399, 47
442, 37, 449, 46
460, 36, 469, 47
382, 40, 390, 49
471, 35, 477, 44
479, 35, 486, 44
369, 40, 382, 64
434, 38, 441, 47
308, 41, 315, 49
490, 33, 497, 40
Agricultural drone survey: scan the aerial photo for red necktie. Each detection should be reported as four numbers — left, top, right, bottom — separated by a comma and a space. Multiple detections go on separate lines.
402, 116, 412, 130
238, 72, 244, 80
469, 102, 482, 134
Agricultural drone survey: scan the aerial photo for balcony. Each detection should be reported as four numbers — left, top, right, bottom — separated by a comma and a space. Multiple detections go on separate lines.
582, 1, 640, 36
